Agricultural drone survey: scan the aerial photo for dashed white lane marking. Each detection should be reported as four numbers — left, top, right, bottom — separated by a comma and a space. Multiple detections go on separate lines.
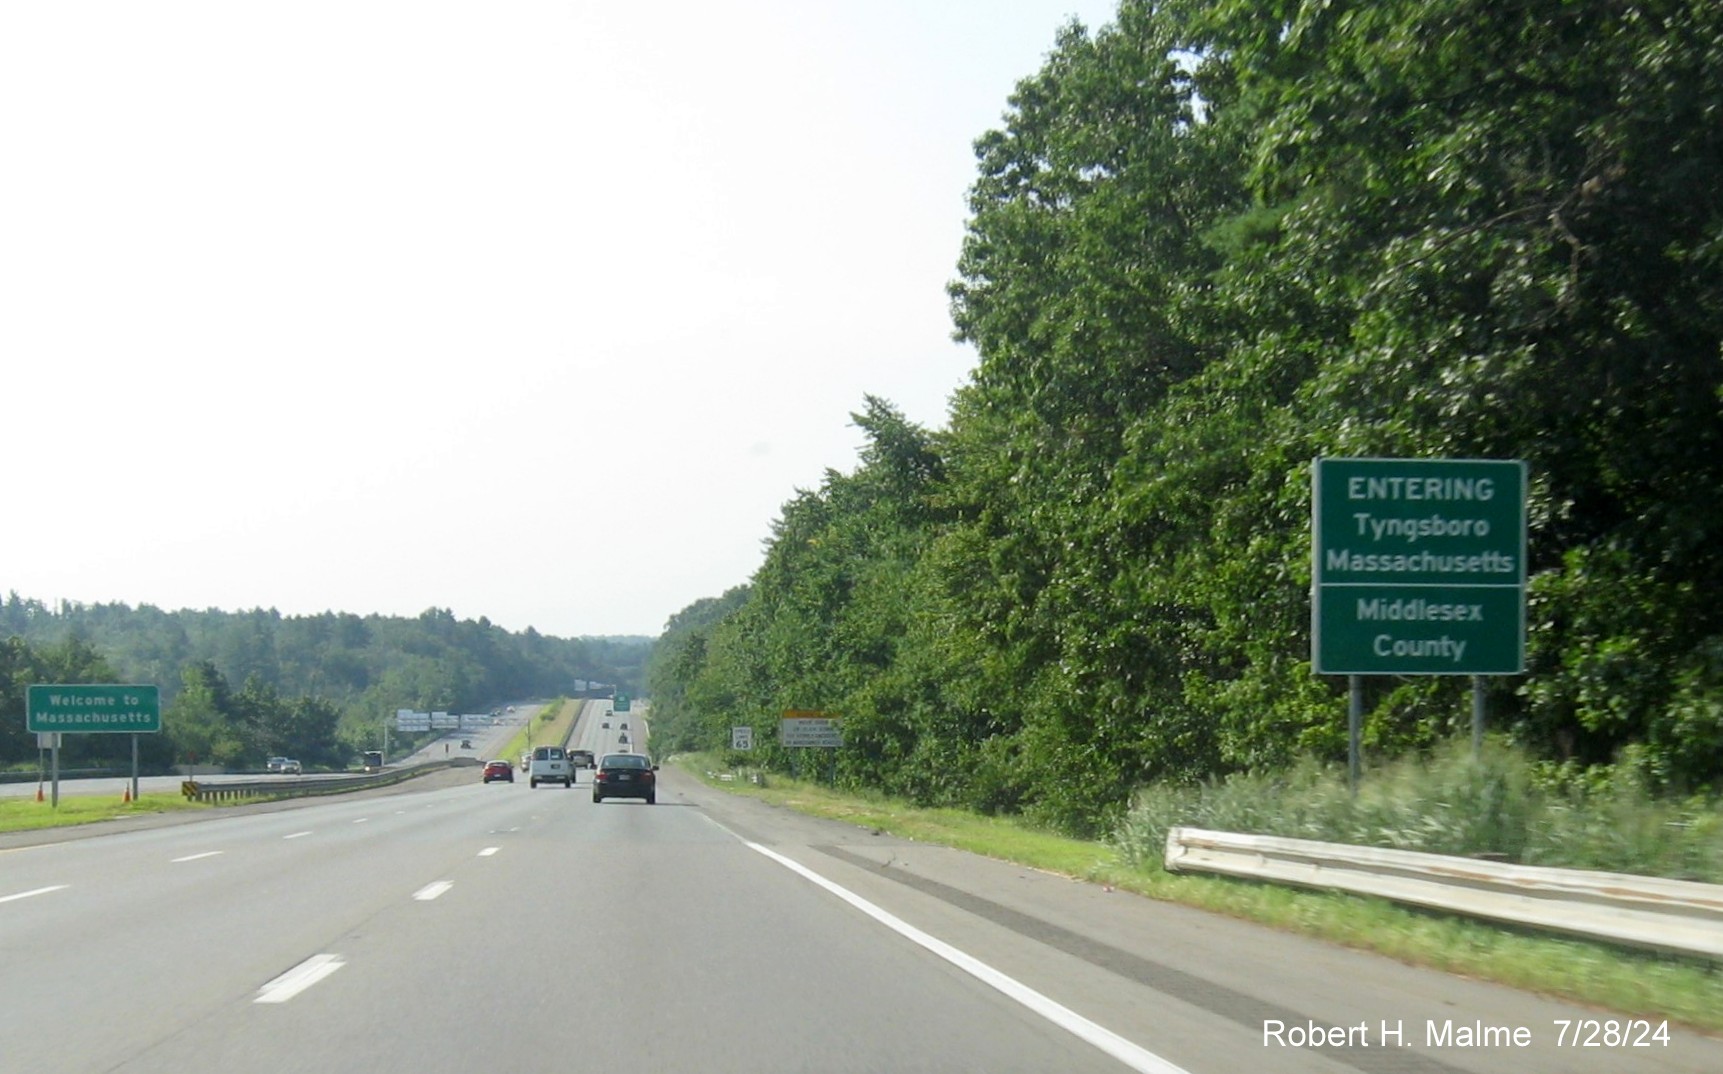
284, 831, 312, 840
744, 840, 1191, 1074
255, 954, 345, 1003
0, 885, 68, 904
172, 851, 223, 863
478, 847, 500, 857
413, 881, 453, 901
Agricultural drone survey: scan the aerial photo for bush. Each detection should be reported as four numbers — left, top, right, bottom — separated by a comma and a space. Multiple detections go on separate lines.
1111, 738, 1723, 882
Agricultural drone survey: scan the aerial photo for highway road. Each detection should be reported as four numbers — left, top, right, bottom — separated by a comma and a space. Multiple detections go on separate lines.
3, 755, 1719, 1072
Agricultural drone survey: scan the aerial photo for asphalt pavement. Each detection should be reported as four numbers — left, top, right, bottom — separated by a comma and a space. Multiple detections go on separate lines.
3, 730, 1719, 1074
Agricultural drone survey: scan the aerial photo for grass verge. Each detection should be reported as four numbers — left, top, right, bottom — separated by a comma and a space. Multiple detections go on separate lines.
672, 752, 1723, 1034
0, 706, 592, 837
489, 697, 578, 765
0, 792, 210, 833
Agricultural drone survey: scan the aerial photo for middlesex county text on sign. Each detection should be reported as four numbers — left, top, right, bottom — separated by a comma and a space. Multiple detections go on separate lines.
1312, 458, 1526, 676
27, 684, 162, 733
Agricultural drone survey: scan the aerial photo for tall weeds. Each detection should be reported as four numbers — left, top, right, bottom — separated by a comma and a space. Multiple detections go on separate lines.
1112, 739, 1723, 882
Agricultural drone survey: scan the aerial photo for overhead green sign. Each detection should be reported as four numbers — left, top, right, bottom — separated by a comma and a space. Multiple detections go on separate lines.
1312, 458, 1526, 675
613, 694, 631, 713
27, 684, 162, 733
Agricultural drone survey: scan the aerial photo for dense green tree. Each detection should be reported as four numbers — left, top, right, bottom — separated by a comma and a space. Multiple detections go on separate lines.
164, 662, 245, 768
646, 586, 753, 754
652, 0, 1723, 833
1164, 0, 1723, 785
2, 595, 648, 770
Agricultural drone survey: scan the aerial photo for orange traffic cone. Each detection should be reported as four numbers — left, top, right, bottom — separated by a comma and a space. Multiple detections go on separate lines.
35, 783, 44, 802
122, 786, 132, 804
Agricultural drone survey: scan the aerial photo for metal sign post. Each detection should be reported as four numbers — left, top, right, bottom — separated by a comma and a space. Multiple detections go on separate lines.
1348, 676, 1362, 794
1472, 675, 1487, 758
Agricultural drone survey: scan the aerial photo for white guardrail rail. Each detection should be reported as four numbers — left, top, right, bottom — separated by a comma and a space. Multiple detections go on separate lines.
1163, 827, 1723, 961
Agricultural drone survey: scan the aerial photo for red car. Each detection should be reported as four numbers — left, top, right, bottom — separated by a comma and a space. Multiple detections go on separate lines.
482, 759, 514, 783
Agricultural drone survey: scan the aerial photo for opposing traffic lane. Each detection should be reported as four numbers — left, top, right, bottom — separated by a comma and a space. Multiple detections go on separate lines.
0, 778, 557, 1072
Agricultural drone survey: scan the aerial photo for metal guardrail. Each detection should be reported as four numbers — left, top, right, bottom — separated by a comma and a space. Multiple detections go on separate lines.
182, 759, 466, 804
1164, 826, 1723, 961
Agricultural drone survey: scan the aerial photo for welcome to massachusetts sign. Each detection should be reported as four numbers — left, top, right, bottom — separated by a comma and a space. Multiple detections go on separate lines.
1312, 458, 1526, 676
26, 684, 162, 733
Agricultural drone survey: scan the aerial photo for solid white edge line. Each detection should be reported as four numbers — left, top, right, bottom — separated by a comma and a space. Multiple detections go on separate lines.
0, 885, 69, 904
413, 880, 453, 901
744, 840, 1191, 1074
255, 954, 345, 1003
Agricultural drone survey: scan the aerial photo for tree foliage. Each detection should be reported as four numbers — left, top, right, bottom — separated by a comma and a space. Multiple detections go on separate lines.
0, 593, 650, 771
652, 0, 1723, 833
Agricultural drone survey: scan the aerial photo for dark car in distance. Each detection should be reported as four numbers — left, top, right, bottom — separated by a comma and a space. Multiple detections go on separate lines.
592, 753, 657, 804
482, 759, 514, 783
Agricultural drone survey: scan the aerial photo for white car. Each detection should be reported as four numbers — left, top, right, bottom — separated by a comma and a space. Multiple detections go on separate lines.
280, 759, 302, 775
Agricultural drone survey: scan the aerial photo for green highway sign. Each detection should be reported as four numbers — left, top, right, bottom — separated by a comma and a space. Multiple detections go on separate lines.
1312, 458, 1526, 675
27, 684, 162, 733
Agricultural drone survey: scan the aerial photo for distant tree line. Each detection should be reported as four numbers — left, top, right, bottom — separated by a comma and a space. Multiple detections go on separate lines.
647, 0, 1723, 834
0, 594, 650, 772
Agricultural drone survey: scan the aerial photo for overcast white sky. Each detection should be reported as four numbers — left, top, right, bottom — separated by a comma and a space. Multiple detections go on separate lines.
3, 0, 1117, 639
